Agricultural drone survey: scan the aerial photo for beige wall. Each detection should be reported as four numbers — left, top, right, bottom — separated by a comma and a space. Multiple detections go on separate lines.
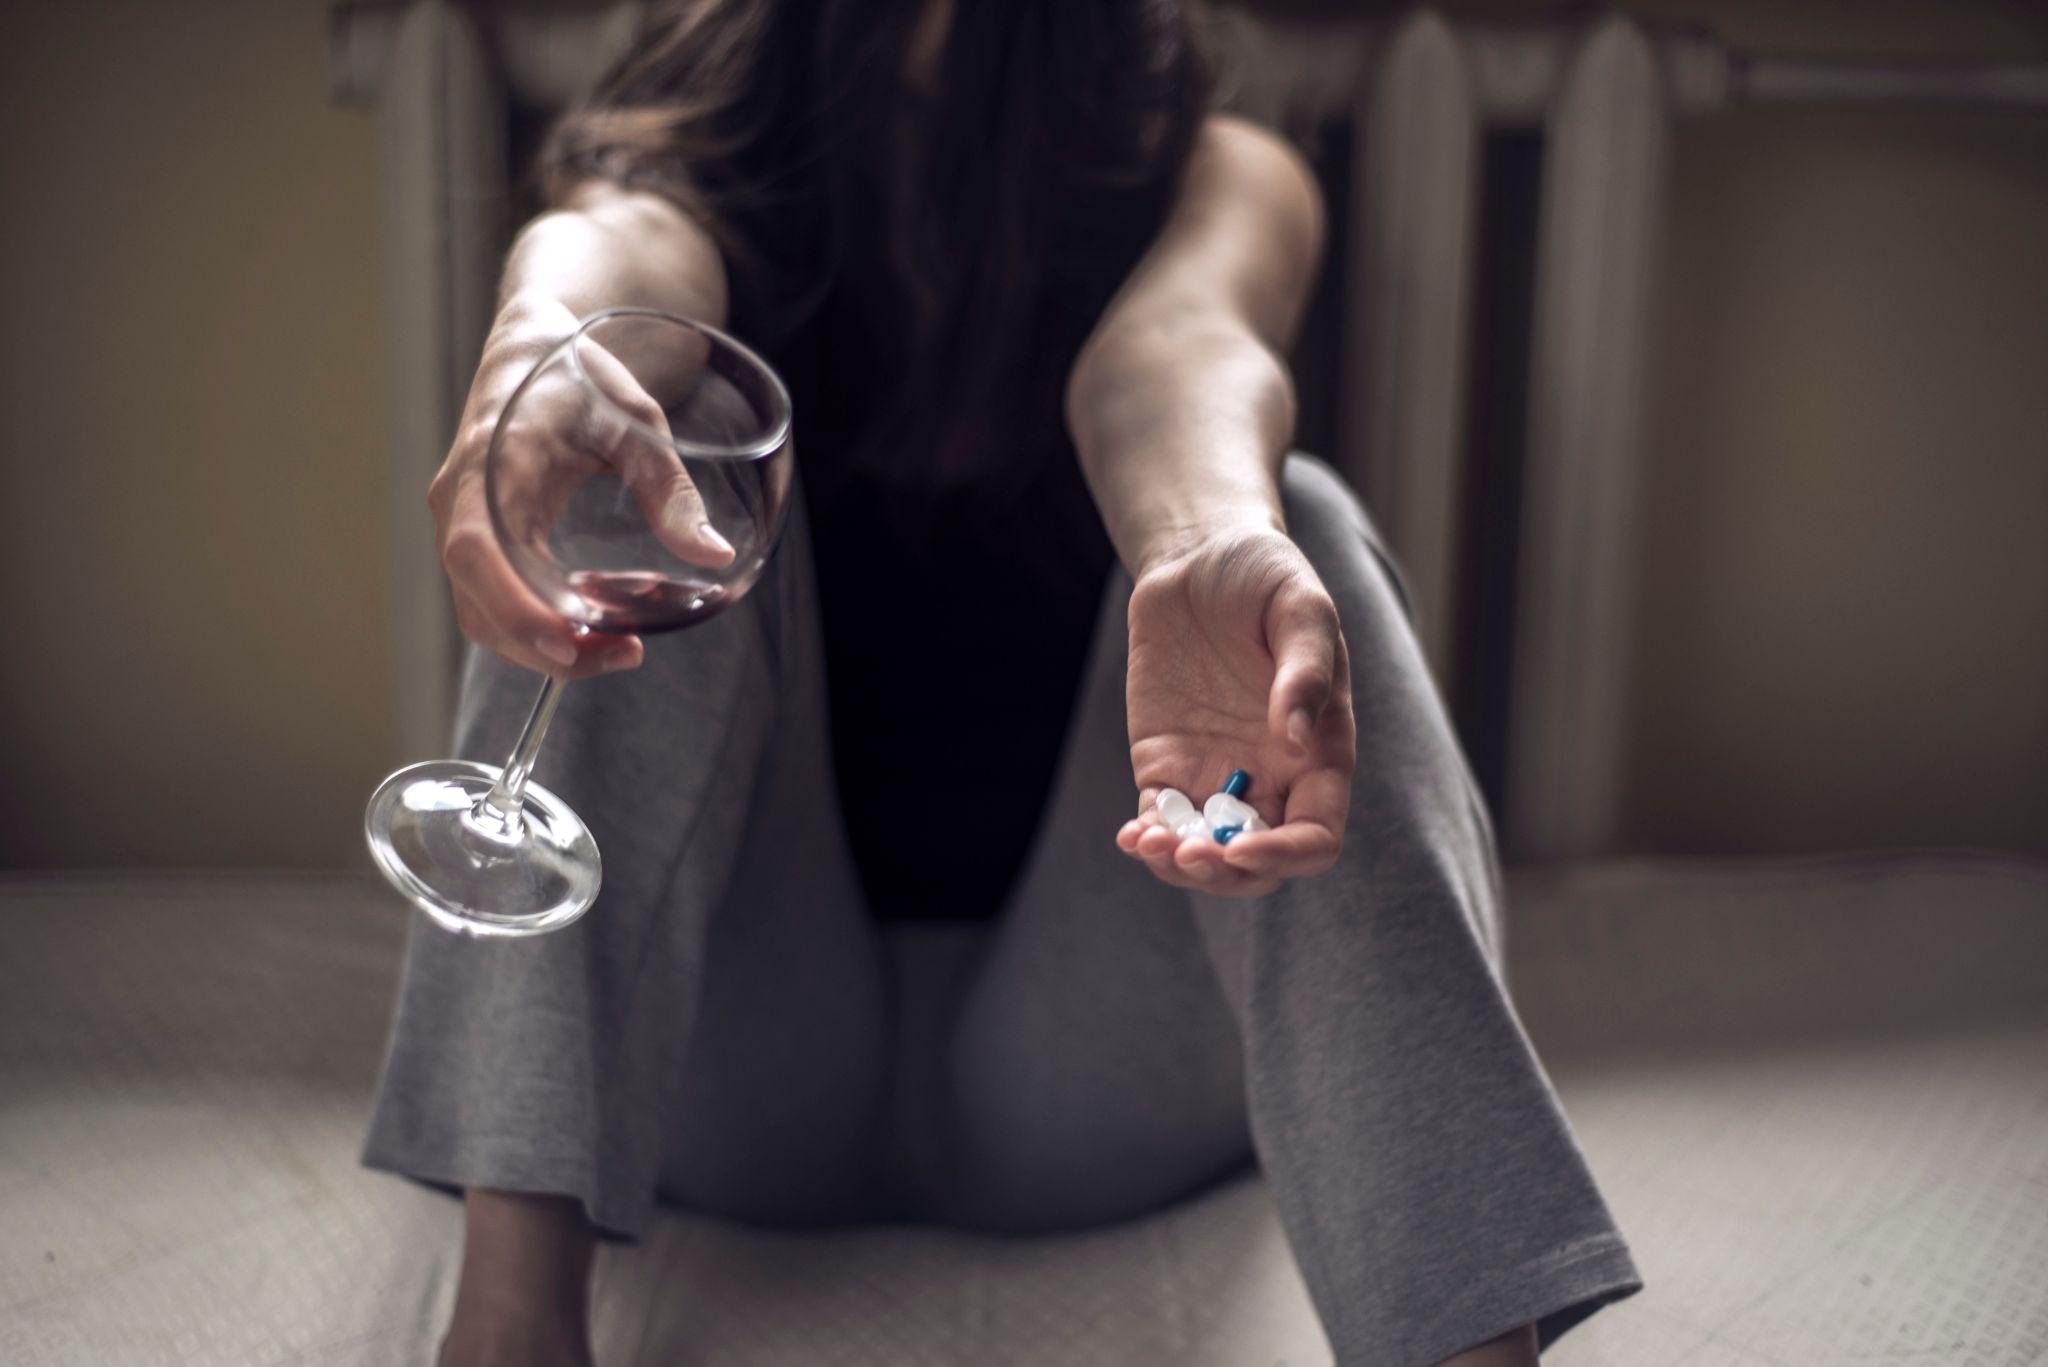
1618, 0, 2048, 855
0, 1, 391, 868
1626, 105, 2048, 855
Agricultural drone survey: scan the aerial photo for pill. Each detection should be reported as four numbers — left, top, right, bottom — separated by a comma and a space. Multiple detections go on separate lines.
1214, 824, 1245, 845
1155, 788, 1198, 826
1221, 769, 1252, 799
1204, 791, 1264, 834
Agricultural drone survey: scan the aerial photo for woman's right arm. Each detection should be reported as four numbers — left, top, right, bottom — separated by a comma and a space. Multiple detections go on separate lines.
428, 181, 727, 679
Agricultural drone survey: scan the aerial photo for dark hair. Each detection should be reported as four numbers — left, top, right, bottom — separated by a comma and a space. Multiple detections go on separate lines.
541, 0, 1212, 498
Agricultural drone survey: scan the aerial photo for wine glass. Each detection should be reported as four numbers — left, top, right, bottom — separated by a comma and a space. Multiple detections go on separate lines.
364, 309, 795, 938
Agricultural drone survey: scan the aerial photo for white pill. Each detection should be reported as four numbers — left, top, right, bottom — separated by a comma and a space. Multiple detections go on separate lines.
1155, 788, 1198, 826
1204, 792, 1264, 833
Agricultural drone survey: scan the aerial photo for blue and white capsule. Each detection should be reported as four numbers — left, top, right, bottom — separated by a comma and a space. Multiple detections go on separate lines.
1203, 768, 1267, 841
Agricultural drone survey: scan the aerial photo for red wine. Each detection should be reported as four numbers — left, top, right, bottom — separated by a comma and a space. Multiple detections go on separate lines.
567, 569, 735, 634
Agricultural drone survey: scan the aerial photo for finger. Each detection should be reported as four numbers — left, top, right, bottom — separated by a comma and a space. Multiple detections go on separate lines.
1220, 820, 1341, 879
568, 630, 644, 679
1279, 763, 1351, 846
488, 417, 597, 554
579, 342, 737, 570
617, 439, 738, 569
1172, 835, 1230, 883
442, 508, 582, 666
452, 580, 642, 680
442, 470, 649, 679
1134, 819, 1181, 859
1166, 837, 1282, 897
1134, 830, 1278, 896
1121, 787, 1171, 857
1126, 799, 1173, 829
1134, 814, 1203, 881
1266, 583, 1340, 754
448, 581, 542, 673
452, 581, 575, 678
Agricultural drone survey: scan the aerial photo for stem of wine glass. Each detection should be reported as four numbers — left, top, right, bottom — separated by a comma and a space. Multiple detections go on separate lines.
472, 674, 568, 838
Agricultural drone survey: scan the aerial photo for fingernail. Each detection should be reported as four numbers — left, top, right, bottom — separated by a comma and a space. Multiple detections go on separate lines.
699, 521, 735, 557
601, 647, 637, 672
532, 634, 577, 667
1286, 707, 1314, 751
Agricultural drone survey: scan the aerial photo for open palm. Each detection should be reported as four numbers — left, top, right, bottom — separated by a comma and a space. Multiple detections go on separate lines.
1116, 528, 1356, 897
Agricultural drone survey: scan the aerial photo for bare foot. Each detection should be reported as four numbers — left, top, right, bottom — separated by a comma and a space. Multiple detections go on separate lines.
439, 1189, 596, 1367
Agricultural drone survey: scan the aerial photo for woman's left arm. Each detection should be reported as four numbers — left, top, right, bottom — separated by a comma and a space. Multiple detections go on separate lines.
1070, 115, 1353, 897
1069, 115, 1322, 575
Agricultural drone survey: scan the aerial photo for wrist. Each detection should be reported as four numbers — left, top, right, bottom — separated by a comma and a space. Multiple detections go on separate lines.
480, 292, 580, 375
495, 289, 578, 337
1131, 508, 1287, 582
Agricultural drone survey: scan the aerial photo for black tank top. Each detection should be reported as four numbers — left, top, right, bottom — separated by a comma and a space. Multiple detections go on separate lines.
803, 458, 1111, 921
757, 95, 1172, 921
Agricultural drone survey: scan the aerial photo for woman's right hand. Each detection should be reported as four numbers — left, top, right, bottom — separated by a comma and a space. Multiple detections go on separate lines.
428, 294, 632, 678
426, 292, 732, 679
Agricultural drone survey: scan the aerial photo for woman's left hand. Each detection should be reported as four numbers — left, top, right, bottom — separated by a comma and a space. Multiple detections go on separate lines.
1116, 526, 1356, 897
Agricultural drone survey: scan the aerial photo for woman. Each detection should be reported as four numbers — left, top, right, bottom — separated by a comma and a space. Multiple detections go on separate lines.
364, 2, 1640, 1363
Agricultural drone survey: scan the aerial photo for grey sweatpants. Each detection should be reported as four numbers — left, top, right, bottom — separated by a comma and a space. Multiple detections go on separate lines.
363, 453, 1640, 1365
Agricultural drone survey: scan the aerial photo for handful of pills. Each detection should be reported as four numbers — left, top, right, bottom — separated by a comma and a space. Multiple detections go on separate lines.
1155, 769, 1270, 846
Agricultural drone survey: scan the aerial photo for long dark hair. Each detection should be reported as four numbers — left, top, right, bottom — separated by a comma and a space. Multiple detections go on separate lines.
540, 0, 1212, 500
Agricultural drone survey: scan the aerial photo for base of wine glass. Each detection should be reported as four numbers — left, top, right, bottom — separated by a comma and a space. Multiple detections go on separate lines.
364, 760, 600, 938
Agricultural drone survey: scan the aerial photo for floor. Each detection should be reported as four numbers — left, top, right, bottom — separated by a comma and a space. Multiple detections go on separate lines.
1, 852, 2043, 1365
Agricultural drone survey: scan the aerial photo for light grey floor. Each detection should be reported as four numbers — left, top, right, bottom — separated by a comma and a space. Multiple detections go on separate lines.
2, 853, 2043, 1366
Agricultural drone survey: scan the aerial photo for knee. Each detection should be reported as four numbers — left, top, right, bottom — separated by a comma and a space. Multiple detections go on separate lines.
1278, 452, 1418, 628
1278, 451, 1368, 540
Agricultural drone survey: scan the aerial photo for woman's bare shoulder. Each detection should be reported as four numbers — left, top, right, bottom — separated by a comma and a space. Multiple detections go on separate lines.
1191, 117, 1319, 209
